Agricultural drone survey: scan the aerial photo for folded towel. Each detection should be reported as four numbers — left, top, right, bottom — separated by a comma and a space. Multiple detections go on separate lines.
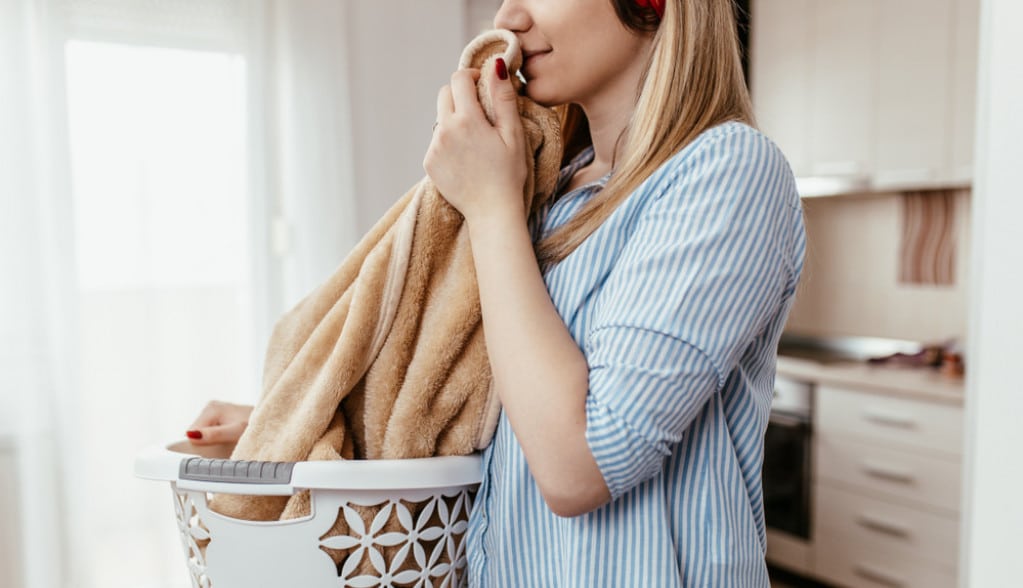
209, 29, 561, 535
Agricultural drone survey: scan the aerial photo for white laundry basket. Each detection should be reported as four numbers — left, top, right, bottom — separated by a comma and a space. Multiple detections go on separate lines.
135, 441, 482, 588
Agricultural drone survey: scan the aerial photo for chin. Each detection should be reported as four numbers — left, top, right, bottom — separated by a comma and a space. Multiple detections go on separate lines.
522, 80, 563, 108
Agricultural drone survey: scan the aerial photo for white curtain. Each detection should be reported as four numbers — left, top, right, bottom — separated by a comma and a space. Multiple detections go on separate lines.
1, 2, 79, 586
0, 1, 360, 586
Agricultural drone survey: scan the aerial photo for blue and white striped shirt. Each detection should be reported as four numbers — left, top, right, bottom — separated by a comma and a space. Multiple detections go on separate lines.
465, 121, 806, 587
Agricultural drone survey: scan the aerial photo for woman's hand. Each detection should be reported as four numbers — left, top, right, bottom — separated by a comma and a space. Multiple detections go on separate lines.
185, 400, 253, 446
423, 58, 528, 227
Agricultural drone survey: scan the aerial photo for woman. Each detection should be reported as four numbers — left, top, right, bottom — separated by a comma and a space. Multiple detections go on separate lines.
190, 0, 805, 585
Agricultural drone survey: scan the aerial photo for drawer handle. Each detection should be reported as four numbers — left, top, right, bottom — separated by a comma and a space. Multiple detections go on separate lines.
855, 513, 912, 538
853, 563, 907, 587
863, 408, 917, 429
861, 461, 916, 485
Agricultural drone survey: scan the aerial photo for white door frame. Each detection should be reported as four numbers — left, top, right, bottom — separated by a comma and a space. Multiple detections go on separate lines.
960, 0, 1023, 585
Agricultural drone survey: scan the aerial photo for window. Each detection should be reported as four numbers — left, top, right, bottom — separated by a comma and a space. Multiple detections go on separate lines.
63, 39, 259, 587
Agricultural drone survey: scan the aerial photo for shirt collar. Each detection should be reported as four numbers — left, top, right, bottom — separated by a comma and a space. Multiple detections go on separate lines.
554, 146, 612, 197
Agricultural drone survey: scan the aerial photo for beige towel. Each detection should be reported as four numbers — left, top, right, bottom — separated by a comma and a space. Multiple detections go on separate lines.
209, 29, 562, 532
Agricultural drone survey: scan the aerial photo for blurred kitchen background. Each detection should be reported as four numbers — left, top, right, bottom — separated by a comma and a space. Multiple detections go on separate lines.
0, 0, 1019, 587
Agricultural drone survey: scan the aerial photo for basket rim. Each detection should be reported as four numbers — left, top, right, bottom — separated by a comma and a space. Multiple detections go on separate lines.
134, 440, 483, 492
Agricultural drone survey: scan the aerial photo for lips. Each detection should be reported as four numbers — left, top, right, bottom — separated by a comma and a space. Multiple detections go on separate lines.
521, 49, 551, 76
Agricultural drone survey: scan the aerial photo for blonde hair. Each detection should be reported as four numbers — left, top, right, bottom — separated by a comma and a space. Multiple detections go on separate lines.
535, 0, 754, 269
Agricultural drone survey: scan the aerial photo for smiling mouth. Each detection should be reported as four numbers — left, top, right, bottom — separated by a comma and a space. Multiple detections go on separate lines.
522, 50, 551, 75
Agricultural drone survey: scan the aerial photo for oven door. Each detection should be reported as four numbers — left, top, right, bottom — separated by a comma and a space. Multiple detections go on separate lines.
763, 410, 812, 539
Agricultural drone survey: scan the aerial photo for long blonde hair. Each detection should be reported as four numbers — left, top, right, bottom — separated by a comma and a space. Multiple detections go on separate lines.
536, 0, 754, 269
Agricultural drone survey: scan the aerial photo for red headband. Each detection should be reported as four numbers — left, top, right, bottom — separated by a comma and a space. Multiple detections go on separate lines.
636, 0, 665, 19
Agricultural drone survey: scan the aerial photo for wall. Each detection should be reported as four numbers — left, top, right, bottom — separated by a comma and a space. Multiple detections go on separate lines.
0, 438, 22, 588
345, 1, 468, 235
270, 0, 478, 306
345, 0, 506, 236
785, 190, 971, 344
466, 0, 502, 40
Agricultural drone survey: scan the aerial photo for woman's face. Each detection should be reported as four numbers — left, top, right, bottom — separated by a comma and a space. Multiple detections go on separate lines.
494, 0, 653, 107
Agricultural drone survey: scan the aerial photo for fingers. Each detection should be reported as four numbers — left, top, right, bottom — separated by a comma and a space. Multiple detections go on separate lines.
186, 400, 252, 446
449, 69, 485, 122
425, 64, 526, 211
436, 83, 454, 125
187, 400, 225, 431
190, 421, 248, 446
437, 66, 520, 139
488, 57, 523, 145
436, 69, 482, 128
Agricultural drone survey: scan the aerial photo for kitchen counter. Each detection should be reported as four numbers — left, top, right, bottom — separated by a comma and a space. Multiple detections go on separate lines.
777, 354, 965, 405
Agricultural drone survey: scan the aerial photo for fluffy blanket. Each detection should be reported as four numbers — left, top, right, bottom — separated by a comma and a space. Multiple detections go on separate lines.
209, 29, 562, 535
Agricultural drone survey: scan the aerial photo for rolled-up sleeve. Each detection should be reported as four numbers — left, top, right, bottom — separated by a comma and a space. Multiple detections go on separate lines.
585, 328, 721, 499
582, 128, 800, 499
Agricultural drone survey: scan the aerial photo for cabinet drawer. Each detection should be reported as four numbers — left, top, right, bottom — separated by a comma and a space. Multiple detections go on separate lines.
817, 384, 963, 456
814, 483, 959, 567
816, 434, 961, 513
815, 528, 958, 588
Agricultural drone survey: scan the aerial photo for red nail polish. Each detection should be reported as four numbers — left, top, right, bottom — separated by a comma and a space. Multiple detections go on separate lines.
186, 430, 203, 440
496, 57, 508, 81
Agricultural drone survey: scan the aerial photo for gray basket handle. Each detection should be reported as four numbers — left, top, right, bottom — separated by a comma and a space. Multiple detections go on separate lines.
179, 457, 296, 485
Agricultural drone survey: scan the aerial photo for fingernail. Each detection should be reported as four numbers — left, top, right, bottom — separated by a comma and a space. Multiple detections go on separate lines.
496, 57, 508, 81
186, 430, 203, 440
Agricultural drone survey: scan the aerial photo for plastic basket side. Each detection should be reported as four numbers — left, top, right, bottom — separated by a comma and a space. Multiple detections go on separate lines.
141, 442, 481, 588
170, 483, 476, 588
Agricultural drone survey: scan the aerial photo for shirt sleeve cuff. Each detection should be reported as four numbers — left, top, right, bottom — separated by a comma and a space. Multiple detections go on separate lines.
583, 330, 722, 501
585, 393, 668, 501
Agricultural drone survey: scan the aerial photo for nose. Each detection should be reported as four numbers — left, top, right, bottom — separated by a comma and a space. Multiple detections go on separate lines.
493, 0, 530, 32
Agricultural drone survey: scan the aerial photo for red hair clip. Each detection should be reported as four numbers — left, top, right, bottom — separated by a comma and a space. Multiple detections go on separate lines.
636, 0, 665, 19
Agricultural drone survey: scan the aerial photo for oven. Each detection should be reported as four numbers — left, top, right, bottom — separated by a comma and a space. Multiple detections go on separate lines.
763, 374, 814, 573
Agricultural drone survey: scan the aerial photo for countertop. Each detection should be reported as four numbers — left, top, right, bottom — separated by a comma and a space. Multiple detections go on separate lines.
777, 354, 965, 405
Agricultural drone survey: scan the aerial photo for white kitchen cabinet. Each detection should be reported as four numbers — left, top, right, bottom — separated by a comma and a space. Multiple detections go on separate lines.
951, 0, 981, 183
751, 0, 979, 195
808, 0, 875, 180
815, 534, 958, 588
816, 434, 962, 513
750, 0, 812, 177
812, 384, 963, 587
815, 384, 964, 456
873, 0, 955, 189
816, 484, 960, 569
